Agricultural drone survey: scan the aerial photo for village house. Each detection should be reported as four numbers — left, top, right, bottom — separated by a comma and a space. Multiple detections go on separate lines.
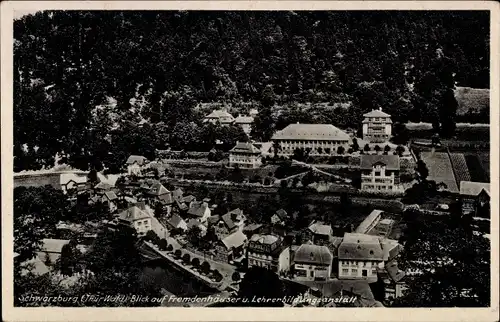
459, 181, 490, 216
126, 155, 149, 176
203, 109, 235, 125
234, 115, 254, 136
360, 155, 400, 192
247, 234, 291, 275
379, 260, 407, 301
362, 108, 392, 143
293, 243, 333, 281
101, 191, 118, 213
271, 123, 351, 157
304, 221, 333, 246
186, 201, 211, 223
116, 203, 168, 239
271, 209, 289, 226
145, 182, 173, 214
172, 187, 184, 200
242, 223, 264, 237
186, 219, 207, 236
337, 233, 385, 281
213, 230, 248, 263
209, 209, 246, 239
167, 214, 188, 233
355, 210, 383, 234
229, 142, 262, 169
60, 172, 88, 194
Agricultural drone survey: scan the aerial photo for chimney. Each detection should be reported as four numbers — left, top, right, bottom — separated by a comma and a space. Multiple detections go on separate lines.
379, 107, 382, 111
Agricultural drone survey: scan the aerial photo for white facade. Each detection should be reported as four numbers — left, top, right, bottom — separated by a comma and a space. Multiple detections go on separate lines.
362, 109, 392, 143
361, 164, 397, 191
229, 153, 262, 168
247, 247, 290, 274
127, 163, 142, 176
338, 260, 384, 279
294, 262, 332, 281
133, 216, 168, 239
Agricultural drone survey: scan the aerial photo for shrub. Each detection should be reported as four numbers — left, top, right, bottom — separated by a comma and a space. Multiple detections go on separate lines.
182, 253, 191, 263
201, 261, 211, 274
191, 257, 201, 267
232, 272, 241, 282
166, 244, 174, 251
213, 270, 223, 282
158, 238, 168, 251
364, 144, 370, 152
174, 249, 182, 258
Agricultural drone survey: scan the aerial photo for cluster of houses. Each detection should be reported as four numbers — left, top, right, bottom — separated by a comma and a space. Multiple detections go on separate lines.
203, 107, 259, 136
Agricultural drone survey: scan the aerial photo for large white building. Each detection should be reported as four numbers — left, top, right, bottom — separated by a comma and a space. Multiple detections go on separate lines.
360, 155, 400, 192
271, 123, 351, 157
362, 108, 392, 143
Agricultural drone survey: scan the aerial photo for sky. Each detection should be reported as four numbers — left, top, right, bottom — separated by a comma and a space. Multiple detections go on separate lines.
13, 10, 39, 20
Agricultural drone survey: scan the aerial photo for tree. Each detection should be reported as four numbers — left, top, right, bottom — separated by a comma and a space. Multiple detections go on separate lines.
14, 186, 69, 263
374, 145, 381, 153
201, 261, 211, 274
392, 123, 409, 145
394, 211, 490, 307
396, 145, 405, 157
232, 271, 241, 282
166, 244, 174, 252
145, 230, 160, 245
337, 146, 345, 155
182, 253, 191, 264
158, 238, 168, 251
213, 270, 223, 282
364, 144, 371, 152
384, 145, 391, 153
416, 159, 429, 181
351, 138, 360, 151
339, 192, 352, 216
59, 239, 81, 276
186, 226, 202, 247
238, 267, 285, 307
174, 249, 182, 258
191, 257, 201, 267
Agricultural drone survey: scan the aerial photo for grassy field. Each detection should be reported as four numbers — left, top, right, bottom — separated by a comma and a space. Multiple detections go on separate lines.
420, 152, 459, 192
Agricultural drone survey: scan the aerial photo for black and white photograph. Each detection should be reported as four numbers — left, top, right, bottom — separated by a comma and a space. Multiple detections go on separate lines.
3, 1, 499, 320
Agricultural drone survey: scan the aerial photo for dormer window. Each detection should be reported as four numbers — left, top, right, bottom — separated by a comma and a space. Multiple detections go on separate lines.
369, 250, 374, 255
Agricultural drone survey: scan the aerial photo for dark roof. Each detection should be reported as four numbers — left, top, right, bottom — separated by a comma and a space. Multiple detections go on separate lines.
167, 214, 185, 229
294, 244, 333, 266
221, 213, 237, 230
187, 202, 209, 217
182, 195, 196, 203
187, 218, 202, 230
338, 233, 384, 261
272, 124, 350, 141
147, 182, 170, 196
243, 223, 263, 232
459, 181, 490, 197
360, 155, 400, 171
103, 191, 118, 201
275, 209, 288, 220
230, 142, 261, 154
385, 260, 406, 283
126, 155, 148, 165
363, 109, 391, 118
172, 188, 184, 198
207, 215, 221, 226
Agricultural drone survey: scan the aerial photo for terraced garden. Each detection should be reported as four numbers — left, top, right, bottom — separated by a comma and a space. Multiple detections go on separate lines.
449, 153, 471, 184
420, 152, 459, 193
465, 153, 490, 182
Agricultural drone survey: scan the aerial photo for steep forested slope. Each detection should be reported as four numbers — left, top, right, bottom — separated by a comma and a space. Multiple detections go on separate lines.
14, 11, 490, 171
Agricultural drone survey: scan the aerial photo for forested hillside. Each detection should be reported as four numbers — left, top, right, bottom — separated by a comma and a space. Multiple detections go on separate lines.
14, 11, 490, 172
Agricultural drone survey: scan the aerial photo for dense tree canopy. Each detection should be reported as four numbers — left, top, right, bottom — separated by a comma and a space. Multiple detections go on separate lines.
14, 11, 489, 171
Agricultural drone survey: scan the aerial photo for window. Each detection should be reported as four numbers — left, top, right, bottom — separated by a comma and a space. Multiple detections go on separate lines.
309, 271, 314, 278
374, 171, 381, 177
342, 269, 349, 274
363, 262, 366, 267
351, 268, 358, 275
372, 269, 377, 275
